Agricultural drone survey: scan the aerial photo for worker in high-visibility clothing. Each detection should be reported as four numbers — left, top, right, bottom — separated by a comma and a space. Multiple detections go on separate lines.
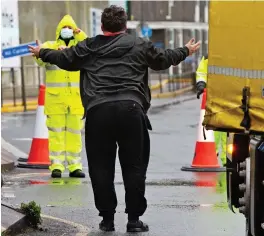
34, 15, 87, 178
196, 55, 227, 166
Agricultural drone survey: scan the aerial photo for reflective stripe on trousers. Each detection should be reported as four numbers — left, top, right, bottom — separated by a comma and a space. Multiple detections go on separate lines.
47, 114, 83, 172
51, 158, 64, 165
48, 127, 81, 134
50, 151, 66, 157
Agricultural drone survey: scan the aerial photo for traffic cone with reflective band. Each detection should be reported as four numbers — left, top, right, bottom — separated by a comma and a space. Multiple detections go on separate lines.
181, 89, 225, 172
17, 85, 50, 169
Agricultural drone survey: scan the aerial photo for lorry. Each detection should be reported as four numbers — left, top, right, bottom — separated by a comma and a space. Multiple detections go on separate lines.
204, 1, 264, 235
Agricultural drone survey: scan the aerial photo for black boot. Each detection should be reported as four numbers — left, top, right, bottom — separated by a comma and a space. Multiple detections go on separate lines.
69, 169, 85, 178
51, 169, 62, 178
127, 220, 149, 233
99, 220, 115, 232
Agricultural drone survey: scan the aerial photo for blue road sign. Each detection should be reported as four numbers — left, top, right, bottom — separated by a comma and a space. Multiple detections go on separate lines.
2, 41, 37, 59
141, 25, 152, 38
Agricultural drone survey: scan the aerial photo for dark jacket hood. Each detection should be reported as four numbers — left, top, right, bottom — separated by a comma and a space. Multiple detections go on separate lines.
85, 33, 135, 58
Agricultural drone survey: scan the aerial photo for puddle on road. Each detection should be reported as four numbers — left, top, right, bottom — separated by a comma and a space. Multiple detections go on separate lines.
2, 172, 228, 211
3, 172, 226, 189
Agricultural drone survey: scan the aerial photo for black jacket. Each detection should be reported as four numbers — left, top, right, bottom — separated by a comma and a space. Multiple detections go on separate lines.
39, 33, 189, 116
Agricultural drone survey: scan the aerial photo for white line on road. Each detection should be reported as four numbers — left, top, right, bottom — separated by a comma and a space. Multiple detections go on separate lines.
1, 137, 28, 158
41, 214, 90, 236
12, 138, 32, 141
200, 204, 214, 207
1, 226, 6, 232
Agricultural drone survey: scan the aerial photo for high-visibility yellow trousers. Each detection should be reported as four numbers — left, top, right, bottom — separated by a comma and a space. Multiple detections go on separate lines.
214, 131, 227, 166
46, 113, 83, 173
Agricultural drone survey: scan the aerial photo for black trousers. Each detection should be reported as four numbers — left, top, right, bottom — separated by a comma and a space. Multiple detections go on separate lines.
85, 101, 151, 219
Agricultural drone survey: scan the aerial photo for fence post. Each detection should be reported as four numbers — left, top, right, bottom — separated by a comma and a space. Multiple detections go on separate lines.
11, 68, 16, 107
192, 71, 196, 92
37, 66, 41, 87
172, 71, 177, 92
1, 71, 3, 107
168, 73, 172, 92
159, 71, 163, 93
19, 37, 27, 111
20, 57, 27, 112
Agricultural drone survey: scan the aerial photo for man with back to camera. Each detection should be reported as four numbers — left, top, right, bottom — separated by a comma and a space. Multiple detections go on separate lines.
29, 5, 201, 233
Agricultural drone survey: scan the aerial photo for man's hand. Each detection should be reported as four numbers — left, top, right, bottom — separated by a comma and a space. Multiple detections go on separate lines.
196, 81, 206, 99
185, 38, 201, 56
28, 40, 41, 58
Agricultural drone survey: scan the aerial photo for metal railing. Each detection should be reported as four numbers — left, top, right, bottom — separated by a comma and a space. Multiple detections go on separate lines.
149, 71, 195, 94
1, 65, 45, 111
1, 65, 195, 112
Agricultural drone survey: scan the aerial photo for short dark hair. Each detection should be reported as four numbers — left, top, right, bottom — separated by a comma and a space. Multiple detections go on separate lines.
101, 5, 127, 33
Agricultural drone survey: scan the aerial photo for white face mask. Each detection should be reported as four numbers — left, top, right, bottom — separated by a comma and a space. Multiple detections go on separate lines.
60, 28, 73, 39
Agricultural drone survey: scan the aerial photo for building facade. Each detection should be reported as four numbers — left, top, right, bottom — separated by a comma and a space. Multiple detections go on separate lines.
127, 1, 209, 74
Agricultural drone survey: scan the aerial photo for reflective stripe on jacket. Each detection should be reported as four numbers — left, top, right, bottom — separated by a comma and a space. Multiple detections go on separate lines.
34, 15, 87, 115
196, 56, 208, 84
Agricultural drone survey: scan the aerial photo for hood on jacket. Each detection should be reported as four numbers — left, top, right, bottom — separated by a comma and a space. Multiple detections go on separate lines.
86, 34, 135, 58
56, 14, 78, 40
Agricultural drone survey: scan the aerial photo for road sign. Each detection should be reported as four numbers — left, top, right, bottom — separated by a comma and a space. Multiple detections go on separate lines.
2, 41, 37, 59
141, 25, 152, 38
2, 0, 20, 67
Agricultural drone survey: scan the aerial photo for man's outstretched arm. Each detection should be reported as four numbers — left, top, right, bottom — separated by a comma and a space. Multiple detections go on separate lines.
29, 40, 89, 71
145, 38, 201, 71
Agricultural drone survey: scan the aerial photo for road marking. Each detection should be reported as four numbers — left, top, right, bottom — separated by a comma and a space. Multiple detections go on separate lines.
41, 214, 90, 236
12, 138, 32, 141
1, 226, 7, 232
1, 137, 28, 158
200, 204, 214, 207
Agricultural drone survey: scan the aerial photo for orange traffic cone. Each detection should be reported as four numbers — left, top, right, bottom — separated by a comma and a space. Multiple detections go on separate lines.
17, 85, 50, 169
181, 89, 225, 172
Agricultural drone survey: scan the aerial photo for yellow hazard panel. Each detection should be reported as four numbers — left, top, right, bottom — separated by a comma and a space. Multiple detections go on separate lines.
203, 1, 264, 134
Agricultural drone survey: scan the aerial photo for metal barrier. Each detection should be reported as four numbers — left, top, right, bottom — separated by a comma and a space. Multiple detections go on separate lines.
1, 65, 45, 111
1, 65, 195, 112
149, 71, 195, 94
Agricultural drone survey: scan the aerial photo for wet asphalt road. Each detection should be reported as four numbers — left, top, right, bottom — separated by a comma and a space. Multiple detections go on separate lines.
1, 99, 245, 236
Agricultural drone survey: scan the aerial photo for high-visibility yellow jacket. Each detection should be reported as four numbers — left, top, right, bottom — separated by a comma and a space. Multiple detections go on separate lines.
196, 56, 208, 84
196, 56, 227, 164
35, 15, 87, 115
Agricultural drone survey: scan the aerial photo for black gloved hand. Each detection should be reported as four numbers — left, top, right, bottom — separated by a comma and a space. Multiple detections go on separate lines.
196, 81, 206, 99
